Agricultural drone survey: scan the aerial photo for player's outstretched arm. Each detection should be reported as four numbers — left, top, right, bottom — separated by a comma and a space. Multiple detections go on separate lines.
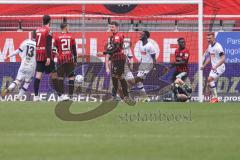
201, 56, 210, 70
5, 49, 22, 60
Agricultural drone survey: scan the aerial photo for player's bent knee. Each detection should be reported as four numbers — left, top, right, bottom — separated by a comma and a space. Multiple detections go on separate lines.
35, 72, 43, 79
207, 76, 214, 83
50, 72, 58, 79
174, 78, 183, 85
177, 94, 189, 102
135, 76, 143, 83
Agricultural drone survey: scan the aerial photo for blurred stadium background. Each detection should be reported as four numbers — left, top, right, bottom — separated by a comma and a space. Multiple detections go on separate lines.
0, 1, 239, 102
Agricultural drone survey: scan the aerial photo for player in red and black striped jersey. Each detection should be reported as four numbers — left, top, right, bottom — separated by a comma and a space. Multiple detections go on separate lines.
165, 37, 191, 101
54, 22, 77, 99
33, 15, 59, 101
104, 21, 135, 105
169, 38, 190, 82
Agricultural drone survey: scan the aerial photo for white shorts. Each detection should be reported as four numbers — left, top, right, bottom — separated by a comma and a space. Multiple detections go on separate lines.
209, 65, 225, 80
16, 67, 35, 82
137, 63, 153, 80
125, 71, 134, 81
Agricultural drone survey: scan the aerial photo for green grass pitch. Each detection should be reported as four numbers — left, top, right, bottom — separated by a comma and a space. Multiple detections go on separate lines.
0, 102, 240, 160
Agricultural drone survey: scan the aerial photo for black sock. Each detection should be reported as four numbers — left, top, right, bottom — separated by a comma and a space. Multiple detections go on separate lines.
52, 78, 61, 96
112, 77, 119, 97
120, 79, 129, 97
69, 80, 74, 98
58, 79, 64, 96
112, 87, 117, 97
34, 78, 40, 96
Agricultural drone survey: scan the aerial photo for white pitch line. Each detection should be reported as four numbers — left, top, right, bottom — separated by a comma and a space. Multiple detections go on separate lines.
0, 133, 231, 139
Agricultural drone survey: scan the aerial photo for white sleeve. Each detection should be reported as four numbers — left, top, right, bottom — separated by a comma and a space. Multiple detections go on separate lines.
8, 41, 25, 58
20, 40, 26, 51
217, 43, 224, 54
148, 44, 157, 55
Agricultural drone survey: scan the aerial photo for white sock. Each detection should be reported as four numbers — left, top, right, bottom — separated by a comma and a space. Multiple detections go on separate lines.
8, 81, 18, 91
18, 89, 25, 98
18, 82, 30, 98
209, 81, 217, 98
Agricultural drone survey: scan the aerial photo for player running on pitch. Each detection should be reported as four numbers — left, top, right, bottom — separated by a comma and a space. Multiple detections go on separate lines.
1, 31, 37, 100
201, 32, 225, 103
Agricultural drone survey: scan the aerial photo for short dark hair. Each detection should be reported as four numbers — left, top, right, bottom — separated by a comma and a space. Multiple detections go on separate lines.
60, 22, 68, 30
207, 32, 215, 37
43, 15, 51, 25
177, 37, 185, 42
32, 30, 36, 39
110, 21, 119, 27
143, 30, 150, 38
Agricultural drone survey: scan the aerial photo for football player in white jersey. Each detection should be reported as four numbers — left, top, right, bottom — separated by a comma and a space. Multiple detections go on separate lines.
201, 32, 225, 103
1, 31, 37, 100
125, 30, 157, 100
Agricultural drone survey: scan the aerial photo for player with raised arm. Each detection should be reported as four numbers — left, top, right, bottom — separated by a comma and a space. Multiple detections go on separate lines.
34, 15, 60, 101
54, 22, 77, 100
1, 31, 36, 100
201, 32, 225, 103
104, 21, 135, 105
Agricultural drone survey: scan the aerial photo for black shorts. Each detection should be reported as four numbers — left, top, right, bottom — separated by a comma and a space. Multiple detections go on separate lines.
172, 71, 188, 82
57, 63, 75, 78
36, 61, 56, 74
111, 59, 125, 77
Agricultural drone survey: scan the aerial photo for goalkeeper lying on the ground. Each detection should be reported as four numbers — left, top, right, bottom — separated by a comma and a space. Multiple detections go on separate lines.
172, 77, 192, 102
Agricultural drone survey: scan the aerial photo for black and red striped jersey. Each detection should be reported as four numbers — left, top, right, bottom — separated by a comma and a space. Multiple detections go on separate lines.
175, 48, 190, 73
36, 26, 53, 62
54, 32, 76, 64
